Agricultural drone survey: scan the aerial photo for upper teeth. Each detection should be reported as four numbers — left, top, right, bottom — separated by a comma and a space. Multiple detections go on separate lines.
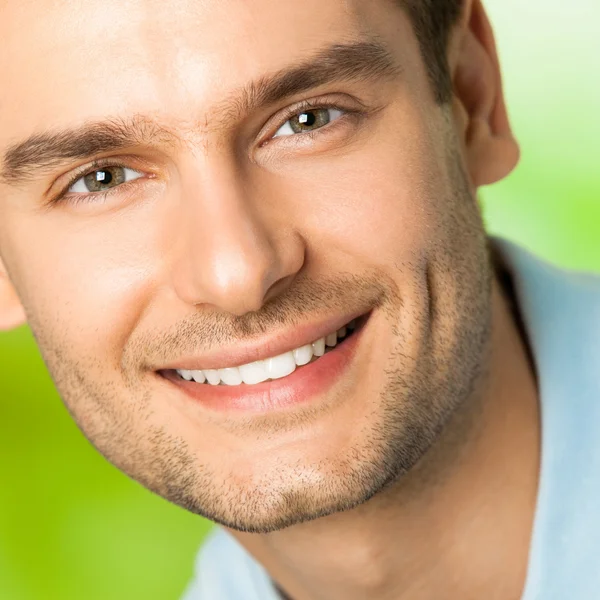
176, 319, 356, 386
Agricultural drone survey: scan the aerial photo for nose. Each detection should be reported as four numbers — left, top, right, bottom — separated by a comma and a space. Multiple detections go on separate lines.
169, 156, 305, 316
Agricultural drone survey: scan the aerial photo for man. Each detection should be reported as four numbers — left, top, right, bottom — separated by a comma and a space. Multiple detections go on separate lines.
0, 0, 598, 598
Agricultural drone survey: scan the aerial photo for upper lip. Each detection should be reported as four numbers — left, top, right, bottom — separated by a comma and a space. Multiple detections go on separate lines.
155, 309, 370, 372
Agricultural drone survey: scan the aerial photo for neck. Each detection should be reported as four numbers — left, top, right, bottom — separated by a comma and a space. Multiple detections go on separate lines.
229, 276, 541, 600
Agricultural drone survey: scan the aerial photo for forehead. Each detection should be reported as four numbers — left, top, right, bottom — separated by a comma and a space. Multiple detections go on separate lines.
0, 0, 408, 142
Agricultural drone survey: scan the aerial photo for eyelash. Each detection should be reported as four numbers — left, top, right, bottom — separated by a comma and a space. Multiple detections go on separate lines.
262, 98, 360, 145
52, 159, 145, 206
51, 99, 360, 205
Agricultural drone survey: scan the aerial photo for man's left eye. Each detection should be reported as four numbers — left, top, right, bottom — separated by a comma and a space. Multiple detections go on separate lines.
69, 166, 143, 194
273, 108, 344, 138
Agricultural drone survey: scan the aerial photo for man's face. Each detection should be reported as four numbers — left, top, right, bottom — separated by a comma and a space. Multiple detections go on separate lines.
0, 0, 495, 532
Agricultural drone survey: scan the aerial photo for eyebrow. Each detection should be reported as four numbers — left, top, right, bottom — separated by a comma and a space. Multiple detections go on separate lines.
0, 40, 400, 186
227, 40, 401, 118
0, 116, 179, 187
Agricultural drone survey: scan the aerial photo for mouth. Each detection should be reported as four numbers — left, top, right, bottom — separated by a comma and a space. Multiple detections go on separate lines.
157, 312, 370, 414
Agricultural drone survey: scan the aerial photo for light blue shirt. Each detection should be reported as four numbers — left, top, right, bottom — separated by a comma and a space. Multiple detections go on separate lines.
181, 238, 600, 600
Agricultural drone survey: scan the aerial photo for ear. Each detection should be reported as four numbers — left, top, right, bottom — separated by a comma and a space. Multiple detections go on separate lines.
0, 258, 27, 330
449, 0, 520, 187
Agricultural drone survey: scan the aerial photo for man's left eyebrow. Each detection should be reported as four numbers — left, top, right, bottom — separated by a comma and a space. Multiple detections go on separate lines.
225, 40, 402, 117
0, 41, 400, 187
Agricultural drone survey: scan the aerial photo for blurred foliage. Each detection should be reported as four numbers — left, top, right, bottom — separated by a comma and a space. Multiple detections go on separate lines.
1, 0, 599, 598
0, 329, 212, 599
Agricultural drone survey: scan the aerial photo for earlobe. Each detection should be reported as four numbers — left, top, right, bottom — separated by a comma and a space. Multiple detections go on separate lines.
451, 0, 520, 187
0, 261, 27, 331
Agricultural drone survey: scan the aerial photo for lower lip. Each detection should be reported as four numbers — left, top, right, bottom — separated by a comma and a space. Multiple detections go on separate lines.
159, 319, 367, 414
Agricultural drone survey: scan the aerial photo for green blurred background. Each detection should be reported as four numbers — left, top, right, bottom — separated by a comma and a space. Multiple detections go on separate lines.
1, 0, 599, 598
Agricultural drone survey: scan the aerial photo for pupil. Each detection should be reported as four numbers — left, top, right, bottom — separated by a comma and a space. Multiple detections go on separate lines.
299, 112, 317, 127
96, 170, 112, 184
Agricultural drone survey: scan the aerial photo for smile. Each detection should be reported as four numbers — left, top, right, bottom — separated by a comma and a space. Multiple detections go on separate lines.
158, 313, 370, 414
174, 319, 357, 386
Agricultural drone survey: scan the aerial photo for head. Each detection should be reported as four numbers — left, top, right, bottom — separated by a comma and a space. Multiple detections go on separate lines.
0, 0, 518, 532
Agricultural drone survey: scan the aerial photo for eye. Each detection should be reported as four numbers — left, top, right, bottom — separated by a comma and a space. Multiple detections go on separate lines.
273, 108, 344, 138
69, 166, 143, 194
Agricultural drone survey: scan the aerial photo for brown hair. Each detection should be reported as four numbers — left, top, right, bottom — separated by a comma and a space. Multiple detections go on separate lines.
401, 0, 464, 103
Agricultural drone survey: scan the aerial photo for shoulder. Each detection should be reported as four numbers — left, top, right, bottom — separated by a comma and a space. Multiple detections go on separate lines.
491, 237, 600, 365
492, 238, 600, 598
493, 236, 600, 419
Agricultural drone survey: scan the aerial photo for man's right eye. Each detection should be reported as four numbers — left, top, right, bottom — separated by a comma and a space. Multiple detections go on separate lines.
69, 166, 143, 193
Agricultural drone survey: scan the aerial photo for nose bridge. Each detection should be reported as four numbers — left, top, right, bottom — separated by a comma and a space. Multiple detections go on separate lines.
169, 152, 302, 315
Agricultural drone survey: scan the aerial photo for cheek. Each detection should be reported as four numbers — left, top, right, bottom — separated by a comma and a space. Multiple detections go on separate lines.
5, 205, 164, 365
267, 110, 453, 272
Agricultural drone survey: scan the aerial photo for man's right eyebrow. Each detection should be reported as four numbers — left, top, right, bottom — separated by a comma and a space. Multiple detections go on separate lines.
0, 40, 401, 187
0, 116, 179, 187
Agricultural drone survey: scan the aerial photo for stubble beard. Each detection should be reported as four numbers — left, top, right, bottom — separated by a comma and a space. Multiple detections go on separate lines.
151, 156, 493, 534
31, 137, 493, 534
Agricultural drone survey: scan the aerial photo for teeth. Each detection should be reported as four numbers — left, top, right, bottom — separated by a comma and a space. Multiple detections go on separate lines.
239, 360, 269, 385
175, 318, 359, 385
179, 369, 194, 381
204, 369, 221, 386
191, 370, 205, 384
312, 338, 326, 357
325, 332, 337, 347
265, 351, 296, 380
219, 367, 242, 386
293, 344, 313, 366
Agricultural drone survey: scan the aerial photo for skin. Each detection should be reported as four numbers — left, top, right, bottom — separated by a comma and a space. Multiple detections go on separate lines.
0, 0, 540, 598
